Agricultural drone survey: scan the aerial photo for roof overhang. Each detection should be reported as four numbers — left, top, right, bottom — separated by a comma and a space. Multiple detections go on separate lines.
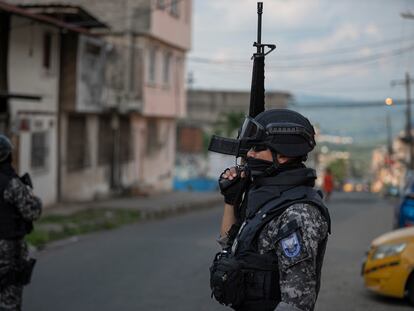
0, 0, 92, 35
20, 4, 108, 29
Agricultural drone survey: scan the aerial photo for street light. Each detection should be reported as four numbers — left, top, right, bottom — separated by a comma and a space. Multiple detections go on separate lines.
385, 98, 393, 156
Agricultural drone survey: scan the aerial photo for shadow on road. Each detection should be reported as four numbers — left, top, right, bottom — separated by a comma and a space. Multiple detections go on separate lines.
364, 291, 412, 308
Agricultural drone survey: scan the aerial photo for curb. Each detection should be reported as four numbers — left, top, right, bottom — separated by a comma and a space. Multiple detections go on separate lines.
31, 195, 224, 251
139, 197, 223, 220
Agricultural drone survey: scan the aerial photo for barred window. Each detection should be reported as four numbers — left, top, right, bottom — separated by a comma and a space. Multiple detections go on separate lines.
31, 131, 48, 170
67, 115, 89, 171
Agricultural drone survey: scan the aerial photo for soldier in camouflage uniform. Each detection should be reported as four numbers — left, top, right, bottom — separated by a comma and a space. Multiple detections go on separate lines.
0, 135, 42, 311
211, 109, 331, 311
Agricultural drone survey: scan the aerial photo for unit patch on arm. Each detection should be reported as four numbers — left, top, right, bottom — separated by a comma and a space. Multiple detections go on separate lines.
276, 219, 310, 268
281, 232, 301, 258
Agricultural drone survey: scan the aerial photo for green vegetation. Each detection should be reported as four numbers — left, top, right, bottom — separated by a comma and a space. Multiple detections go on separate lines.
327, 158, 348, 184
214, 111, 245, 137
26, 209, 140, 249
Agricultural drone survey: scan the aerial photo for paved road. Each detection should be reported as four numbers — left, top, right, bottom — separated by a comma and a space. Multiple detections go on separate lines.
24, 192, 412, 310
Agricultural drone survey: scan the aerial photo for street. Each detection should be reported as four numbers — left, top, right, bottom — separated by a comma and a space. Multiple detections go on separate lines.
24, 192, 412, 311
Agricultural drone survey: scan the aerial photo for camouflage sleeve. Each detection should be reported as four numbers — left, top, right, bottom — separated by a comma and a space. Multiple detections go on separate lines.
274, 203, 328, 311
3, 178, 42, 222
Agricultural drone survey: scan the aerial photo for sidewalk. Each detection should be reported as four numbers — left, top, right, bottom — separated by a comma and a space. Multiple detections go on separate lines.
45, 191, 223, 219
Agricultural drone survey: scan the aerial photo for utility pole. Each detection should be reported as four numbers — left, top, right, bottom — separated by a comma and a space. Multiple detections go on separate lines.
384, 98, 394, 171
392, 73, 414, 169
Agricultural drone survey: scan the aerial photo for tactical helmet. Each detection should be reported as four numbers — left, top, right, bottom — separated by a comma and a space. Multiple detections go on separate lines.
238, 109, 316, 157
0, 134, 13, 162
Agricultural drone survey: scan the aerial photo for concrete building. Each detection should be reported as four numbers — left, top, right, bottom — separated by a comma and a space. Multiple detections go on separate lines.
8, 0, 192, 197
371, 131, 411, 194
0, 1, 96, 205
178, 89, 291, 153
185, 89, 291, 129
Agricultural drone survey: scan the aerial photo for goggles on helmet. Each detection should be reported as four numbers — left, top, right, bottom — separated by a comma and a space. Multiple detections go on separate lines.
238, 116, 315, 147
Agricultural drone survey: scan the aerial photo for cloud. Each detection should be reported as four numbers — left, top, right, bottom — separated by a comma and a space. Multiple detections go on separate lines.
189, 0, 412, 100
364, 23, 380, 38
296, 23, 361, 53
208, 0, 324, 31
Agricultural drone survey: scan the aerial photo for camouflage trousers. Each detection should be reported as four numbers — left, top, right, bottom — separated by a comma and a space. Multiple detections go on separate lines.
0, 239, 28, 311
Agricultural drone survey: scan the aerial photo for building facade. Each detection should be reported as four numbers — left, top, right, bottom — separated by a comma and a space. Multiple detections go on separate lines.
185, 89, 291, 129
6, 0, 192, 200
0, 1, 98, 205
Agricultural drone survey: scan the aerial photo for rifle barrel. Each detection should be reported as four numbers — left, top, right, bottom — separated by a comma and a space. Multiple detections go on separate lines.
257, 2, 263, 53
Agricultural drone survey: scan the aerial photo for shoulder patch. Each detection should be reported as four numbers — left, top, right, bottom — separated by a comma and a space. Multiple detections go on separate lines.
281, 232, 301, 258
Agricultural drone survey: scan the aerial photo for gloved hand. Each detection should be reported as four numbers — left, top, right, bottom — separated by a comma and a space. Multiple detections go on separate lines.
219, 166, 248, 205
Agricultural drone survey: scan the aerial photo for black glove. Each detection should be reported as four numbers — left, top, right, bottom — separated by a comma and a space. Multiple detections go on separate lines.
219, 167, 248, 205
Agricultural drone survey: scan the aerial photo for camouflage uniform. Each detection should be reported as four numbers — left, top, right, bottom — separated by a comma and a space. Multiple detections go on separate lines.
258, 203, 329, 311
0, 178, 42, 311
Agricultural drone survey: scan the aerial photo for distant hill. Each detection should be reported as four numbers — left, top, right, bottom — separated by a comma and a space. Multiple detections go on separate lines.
290, 95, 408, 147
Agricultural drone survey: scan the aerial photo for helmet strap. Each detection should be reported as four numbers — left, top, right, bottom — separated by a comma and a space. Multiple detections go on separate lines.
263, 150, 280, 176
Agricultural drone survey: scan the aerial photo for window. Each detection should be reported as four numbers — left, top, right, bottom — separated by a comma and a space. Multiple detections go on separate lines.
31, 132, 48, 170
98, 116, 113, 166
146, 119, 161, 155
163, 52, 171, 85
157, 0, 165, 9
43, 32, 52, 70
148, 47, 157, 83
170, 0, 180, 17
120, 116, 133, 162
67, 115, 90, 171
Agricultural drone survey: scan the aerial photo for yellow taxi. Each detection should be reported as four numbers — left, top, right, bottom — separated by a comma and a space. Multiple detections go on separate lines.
362, 227, 414, 304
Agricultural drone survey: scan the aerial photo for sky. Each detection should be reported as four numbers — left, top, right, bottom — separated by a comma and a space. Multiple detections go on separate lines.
187, 0, 414, 102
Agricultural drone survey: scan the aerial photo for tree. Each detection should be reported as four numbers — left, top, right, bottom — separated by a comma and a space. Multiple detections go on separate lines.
328, 159, 348, 185
213, 111, 245, 137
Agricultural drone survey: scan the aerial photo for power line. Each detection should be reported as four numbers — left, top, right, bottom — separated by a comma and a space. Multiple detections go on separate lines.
267, 36, 414, 60
189, 43, 414, 71
291, 100, 406, 109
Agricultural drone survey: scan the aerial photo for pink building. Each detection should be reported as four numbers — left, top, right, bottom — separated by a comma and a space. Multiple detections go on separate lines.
7, 0, 192, 198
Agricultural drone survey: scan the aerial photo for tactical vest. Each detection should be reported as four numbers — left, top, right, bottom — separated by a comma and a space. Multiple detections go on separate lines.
231, 185, 331, 311
0, 172, 30, 239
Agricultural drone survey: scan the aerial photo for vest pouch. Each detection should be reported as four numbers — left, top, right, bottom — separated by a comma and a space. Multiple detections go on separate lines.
17, 258, 36, 286
243, 269, 265, 299
210, 253, 245, 308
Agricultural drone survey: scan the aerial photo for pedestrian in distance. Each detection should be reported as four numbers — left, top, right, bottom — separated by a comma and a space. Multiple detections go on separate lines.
0, 135, 42, 311
210, 109, 331, 311
322, 168, 334, 202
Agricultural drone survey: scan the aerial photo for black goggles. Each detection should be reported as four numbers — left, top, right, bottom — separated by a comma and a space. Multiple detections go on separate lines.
250, 144, 268, 152
238, 116, 315, 144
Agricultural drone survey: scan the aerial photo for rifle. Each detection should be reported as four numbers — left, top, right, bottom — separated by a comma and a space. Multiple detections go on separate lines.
212, 2, 276, 224
208, 2, 276, 157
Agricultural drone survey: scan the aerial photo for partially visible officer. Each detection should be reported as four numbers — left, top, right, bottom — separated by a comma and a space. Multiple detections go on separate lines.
0, 135, 42, 311
210, 109, 331, 311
